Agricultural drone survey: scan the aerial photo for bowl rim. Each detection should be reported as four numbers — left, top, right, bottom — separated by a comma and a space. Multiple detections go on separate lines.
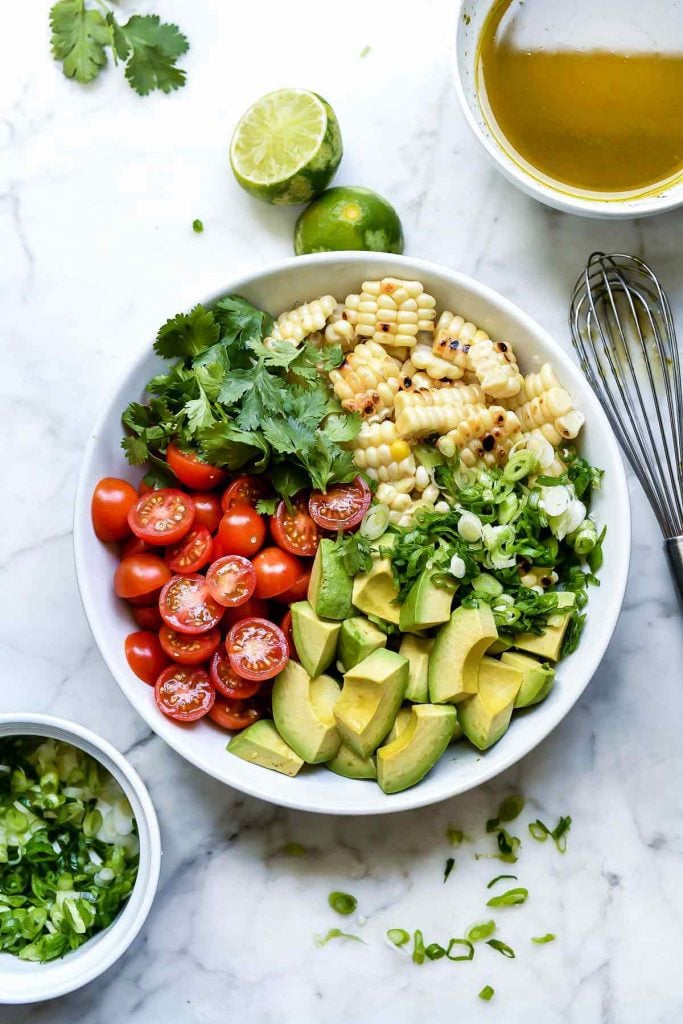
0, 713, 161, 1004
452, 0, 683, 218
73, 250, 631, 815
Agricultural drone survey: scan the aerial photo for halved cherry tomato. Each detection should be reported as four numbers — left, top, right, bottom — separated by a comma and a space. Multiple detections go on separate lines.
159, 574, 224, 634
210, 535, 228, 562
120, 535, 150, 558
92, 477, 138, 542
221, 475, 271, 510
218, 504, 266, 558
274, 570, 311, 605
128, 489, 195, 546
279, 609, 299, 660
221, 596, 270, 631
308, 476, 371, 532
209, 649, 262, 700
191, 492, 223, 534
205, 555, 256, 607
127, 589, 163, 608
115, 554, 171, 600
226, 617, 288, 681
154, 665, 215, 722
270, 496, 321, 557
252, 547, 303, 599
166, 443, 227, 490
165, 525, 213, 574
132, 604, 163, 630
125, 631, 170, 685
208, 696, 261, 731
159, 625, 221, 666
138, 477, 153, 495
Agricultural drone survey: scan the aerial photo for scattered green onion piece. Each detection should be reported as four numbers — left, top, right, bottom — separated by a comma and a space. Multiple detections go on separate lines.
360, 504, 390, 540
532, 934, 556, 944
498, 492, 518, 524
443, 857, 455, 883
426, 942, 447, 960
496, 794, 525, 823
192, 219, 204, 233
387, 928, 410, 948
472, 573, 504, 598
447, 827, 466, 846
571, 518, 598, 555
315, 928, 365, 947
479, 985, 495, 1001
328, 891, 357, 916
486, 938, 515, 958
466, 920, 496, 943
412, 929, 426, 965
503, 449, 539, 482
553, 816, 572, 853
486, 887, 528, 908
528, 820, 551, 842
486, 874, 518, 889
495, 829, 521, 863
446, 938, 475, 961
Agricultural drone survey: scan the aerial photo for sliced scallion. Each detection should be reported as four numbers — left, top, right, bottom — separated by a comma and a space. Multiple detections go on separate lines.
466, 920, 496, 943
387, 928, 410, 948
446, 938, 475, 961
412, 929, 425, 965
486, 874, 518, 889
443, 857, 455, 883
486, 887, 528, 908
315, 928, 364, 947
328, 891, 357, 916
532, 933, 556, 944
486, 938, 515, 958
479, 985, 495, 1001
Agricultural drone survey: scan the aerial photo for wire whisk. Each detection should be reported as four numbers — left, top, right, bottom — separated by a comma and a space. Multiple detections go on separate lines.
570, 251, 683, 600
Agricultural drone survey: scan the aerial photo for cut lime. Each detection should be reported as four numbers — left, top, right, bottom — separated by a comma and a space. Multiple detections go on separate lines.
230, 89, 343, 206
294, 186, 404, 255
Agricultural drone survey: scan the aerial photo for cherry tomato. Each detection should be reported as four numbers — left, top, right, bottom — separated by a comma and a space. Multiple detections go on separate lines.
166, 442, 227, 490
114, 554, 171, 600
165, 525, 213, 575
279, 609, 299, 660
274, 570, 311, 605
138, 478, 153, 495
226, 618, 289, 681
132, 604, 163, 630
159, 625, 221, 666
127, 589, 164, 608
125, 631, 170, 685
92, 477, 138, 542
159, 574, 224, 634
217, 504, 266, 558
220, 596, 270, 631
191, 492, 223, 534
128, 489, 195, 546
209, 649, 262, 700
210, 535, 229, 562
222, 475, 271, 510
208, 696, 262, 731
252, 547, 303, 599
120, 535, 150, 558
308, 477, 371, 532
205, 555, 256, 607
270, 496, 321, 557
154, 665, 215, 722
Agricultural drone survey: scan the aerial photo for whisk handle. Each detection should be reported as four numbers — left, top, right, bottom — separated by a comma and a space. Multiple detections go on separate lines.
665, 537, 683, 608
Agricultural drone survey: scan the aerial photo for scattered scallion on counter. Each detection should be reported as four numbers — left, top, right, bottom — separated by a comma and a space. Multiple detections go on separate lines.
443, 857, 455, 883
532, 934, 556, 944
528, 816, 572, 852
316, 928, 364, 947
447, 827, 467, 846
328, 891, 357, 916
486, 938, 516, 958
446, 938, 474, 961
387, 928, 410, 948
466, 920, 496, 943
486, 887, 529, 908
192, 219, 204, 233
487, 874, 518, 889
487, 795, 525, 831
479, 985, 495, 1002
412, 929, 426, 965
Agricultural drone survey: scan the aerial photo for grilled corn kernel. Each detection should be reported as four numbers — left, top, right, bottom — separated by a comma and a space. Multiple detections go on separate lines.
432, 310, 488, 370
344, 278, 437, 350
390, 439, 411, 462
376, 481, 415, 512
265, 294, 337, 348
394, 383, 487, 438
516, 387, 585, 446
468, 336, 523, 399
352, 420, 417, 483
324, 303, 357, 351
329, 341, 402, 419
410, 343, 463, 381
520, 566, 559, 589
436, 405, 522, 467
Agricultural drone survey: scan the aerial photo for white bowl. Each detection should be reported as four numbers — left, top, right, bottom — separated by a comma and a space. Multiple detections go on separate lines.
74, 252, 630, 815
0, 714, 160, 1005
454, 0, 683, 218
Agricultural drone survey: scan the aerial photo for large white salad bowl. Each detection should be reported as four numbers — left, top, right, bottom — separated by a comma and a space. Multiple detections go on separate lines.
74, 253, 630, 815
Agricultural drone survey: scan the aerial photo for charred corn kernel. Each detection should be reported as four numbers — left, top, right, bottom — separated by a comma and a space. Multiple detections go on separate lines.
265, 294, 337, 348
394, 382, 485, 418
436, 405, 523, 467
352, 420, 417, 483
399, 361, 438, 392
324, 303, 356, 351
390, 439, 411, 462
468, 336, 523, 399
507, 363, 562, 409
520, 566, 559, 589
432, 310, 488, 371
329, 341, 401, 419
516, 388, 585, 446
394, 383, 486, 438
376, 481, 414, 513
411, 343, 463, 381
343, 278, 437, 350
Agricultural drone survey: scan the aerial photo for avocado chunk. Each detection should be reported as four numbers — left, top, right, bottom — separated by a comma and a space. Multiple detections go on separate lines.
458, 656, 522, 750
334, 649, 409, 757
326, 745, 377, 780
501, 651, 555, 708
399, 634, 433, 703
352, 555, 401, 625
384, 706, 413, 744
429, 604, 498, 704
488, 638, 512, 655
399, 569, 456, 633
377, 705, 457, 794
308, 539, 353, 620
513, 592, 576, 660
291, 601, 341, 677
272, 661, 341, 764
338, 617, 387, 671
227, 720, 303, 776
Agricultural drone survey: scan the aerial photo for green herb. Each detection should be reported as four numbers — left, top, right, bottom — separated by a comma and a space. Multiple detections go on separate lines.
532, 933, 556, 944
412, 929, 426, 965
446, 938, 475, 961
486, 938, 515, 958
387, 928, 410, 947
486, 874, 518, 889
334, 531, 374, 577
443, 857, 455, 883
489, 794, 525, 827
447, 827, 467, 846
192, 219, 204, 234
255, 497, 279, 516
466, 920, 496, 942
479, 828, 521, 863
486, 887, 528, 908
328, 891, 357, 916
280, 841, 305, 856
426, 942, 447, 960
50, 1, 189, 95
315, 928, 364, 947
528, 816, 572, 853
479, 985, 495, 1002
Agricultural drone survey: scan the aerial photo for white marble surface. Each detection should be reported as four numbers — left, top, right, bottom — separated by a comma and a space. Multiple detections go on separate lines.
2, 1, 683, 1020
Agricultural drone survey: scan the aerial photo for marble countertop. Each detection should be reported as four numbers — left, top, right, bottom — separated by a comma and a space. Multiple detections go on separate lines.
3, 1, 683, 1020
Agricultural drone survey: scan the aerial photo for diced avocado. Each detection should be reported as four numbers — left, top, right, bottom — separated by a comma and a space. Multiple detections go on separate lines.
291, 601, 341, 677
272, 661, 341, 764
399, 634, 433, 703
227, 720, 303, 776
501, 651, 555, 708
428, 604, 498, 704
352, 555, 400, 625
334, 649, 409, 757
399, 569, 456, 633
308, 539, 353, 620
450, 717, 463, 743
377, 705, 457, 794
326, 745, 377, 780
488, 638, 512, 655
338, 617, 387, 671
513, 592, 576, 661
384, 707, 413, 744
458, 656, 522, 751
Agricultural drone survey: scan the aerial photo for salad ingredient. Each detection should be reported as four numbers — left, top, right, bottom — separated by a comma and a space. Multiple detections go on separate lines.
398, 635, 432, 703
501, 651, 555, 707
230, 89, 342, 205
528, 815, 572, 852
487, 874, 518, 889
399, 570, 455, 633
209, 650, 261, 700
159, 574, 224, 634
486, 938, 515, 958
192, 219, 204, 234
428, 606, 498, 703
513, 592, 576, 660
125, 630, 169, 684
447, 828, 467, 847
351, 551, 401, 625
114, 553, 171, 600
222, 475, 271, 510
132, 604, 163, 630
190, 492, 222, 533
290, 602, 340, 677
488, 794, 525, 824
273, 662, 341, 763
308, 539, 354, 619
443, 857, 455, 882
479, 986, 495, 1002
159, 626, 221, 666
222, 596, 270, 630
205, 555, 256, 607
271, 497, 321, 557
387, 928, 410, 948
128, 489, 195, 546
165, 525, 213, 574
226, 618, 288, 681
217, 504, 266, 558
294, 186, 404, 255
412, 930, 426, 964
165, 443, 226, 490
467, 921, 497, 942
275, 570, 312, 604
377, 705, 456, 795
91, 477, 138, 542
486, 887, 529, 908
326, 743, 377, 780
333, 649, 409, 758
316, 928, 365, 947
154, 665, 215, 722
279, 609, 297, 659
209, 697, 262, 731
308, 477, 372, 532
532, 934, 556, 944
227, 719, 303, 776
328, 892, 358, 916
457, 657, 523, 751
338, 617, 387, 671
253, 547, 303, 599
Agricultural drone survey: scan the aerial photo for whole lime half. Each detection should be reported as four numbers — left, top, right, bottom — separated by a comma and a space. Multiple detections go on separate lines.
294, 186, 404, 255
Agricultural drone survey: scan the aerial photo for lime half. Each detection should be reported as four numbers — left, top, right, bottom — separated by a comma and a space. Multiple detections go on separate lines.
294, 186, 404, 255
230, 89, 343, 205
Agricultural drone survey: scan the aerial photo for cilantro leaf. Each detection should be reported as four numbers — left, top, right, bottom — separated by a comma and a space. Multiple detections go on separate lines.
114, 14, 189, 96
269, 462, 310, 500
323, 412, 361, 444
121, 435, 149, 465
218, 368, 259, 406
154, 305, 219, 360
199, 422, 269, 471
184, 388, 215, 433
213, 296, 273, 349
50, 0, 111, 84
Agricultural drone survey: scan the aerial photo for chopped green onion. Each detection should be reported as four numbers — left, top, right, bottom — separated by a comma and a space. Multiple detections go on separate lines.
443, 857, 455, 883
426, 942, 447, 960
328, 891, 357, 916
532, 933, 556, 944
192, 218, 204, 233
503, 449, 539, 482
360, 504, 389, 540
486, 874, 518, 889
486, 938, 515, 958
412, 929, 426, 965
528, 820, 551, 842
280, 841, 306, 856
479, 985, 495, 1002
315, 928, 364, 947
446, 938, 475, 961
528, 816, 572, 853
387, 928, 410, 947
497, 795, 525, 822
486, 887, 528, 908
472, 573, 504, 598
466, 920, 496, 942
447, 827, 466, 846
570, 518, 598, 556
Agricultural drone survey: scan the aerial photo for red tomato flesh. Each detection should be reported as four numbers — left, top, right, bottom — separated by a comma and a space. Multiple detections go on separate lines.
115, 554, 171, 600
308, 477, 371, 532
165, 525, 213, 574
205, 555, 256, 608
221, 596, 270, 631
159, 625, 221, 665
132, 604, 163, 630
270, 496, 321, 557
279, 609, 299, 660
128, 489, 195, 546
191, 492, 223, 534
222, 475, 271, 510
274, 570, 311, 605
154, 665, 215, 722
208, 696, 262, 731
159, 574, 224, 634
209, 649, 262, 699
226, 617, 288, 681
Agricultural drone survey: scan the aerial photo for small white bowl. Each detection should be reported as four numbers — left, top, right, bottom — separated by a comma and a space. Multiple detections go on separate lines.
454, 0, 683, 218
0, 714, 160, 1005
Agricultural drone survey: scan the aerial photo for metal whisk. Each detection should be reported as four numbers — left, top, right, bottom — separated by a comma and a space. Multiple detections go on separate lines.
570, 251, 683, 601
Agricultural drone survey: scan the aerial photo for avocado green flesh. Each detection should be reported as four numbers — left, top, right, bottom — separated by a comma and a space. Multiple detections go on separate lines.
502, 651, 555, 708
429, 605, 498, 703
513, 592, 576, 661
399, 570, 455, 632
377, 705, 457, 794
458, 656, 522, 751
338, 616, 387, 671
326, 744, 377, 780
291, 601, 341, 677
334, 648, 409, 757
399, 634, 433, 702
352, 556, 401, 625
308, 539, 353, 620
384, 706, 412, 744
227, 720, 304, 776
272, 661, 341, 763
